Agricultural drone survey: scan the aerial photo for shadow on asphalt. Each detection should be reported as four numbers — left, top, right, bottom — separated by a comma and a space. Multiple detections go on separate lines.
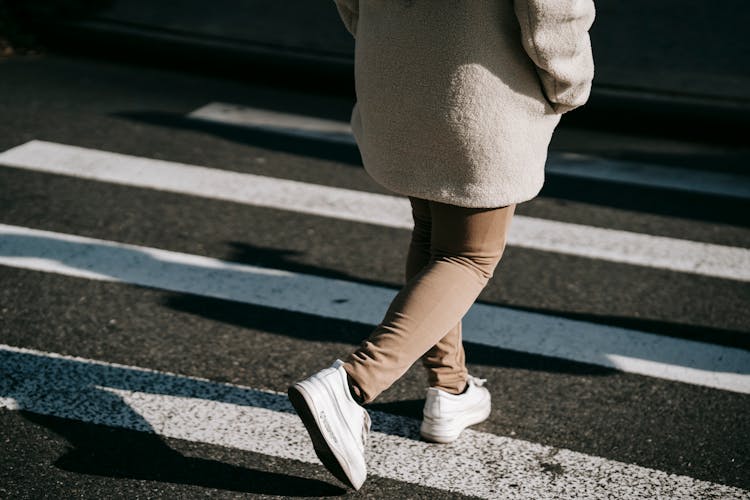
164, 290, 750, 372
113, 110, 364, 169
1, 232, 746, 379
365, 399, 425, 421
113, 110, 750, 228
218, 240, 750, 351
3, 344, 348, 495
161, 293, 618, 377
19, 411, 345, 496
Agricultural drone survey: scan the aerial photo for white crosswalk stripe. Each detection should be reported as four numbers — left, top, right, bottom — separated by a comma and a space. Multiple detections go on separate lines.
1, 140, 748, 281
189, 102, 357, 145
2, 344, 746, 500
1, 222, 748, 394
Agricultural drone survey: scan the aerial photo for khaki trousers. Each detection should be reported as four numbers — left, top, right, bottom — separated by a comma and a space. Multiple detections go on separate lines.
344, 196, 515, 404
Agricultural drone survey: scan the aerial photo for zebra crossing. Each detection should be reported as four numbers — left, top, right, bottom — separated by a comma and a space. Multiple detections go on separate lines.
2, 140, 748, 281
2, 95, 749, 498
1, 222, 748, 394
1, 344, 746, 499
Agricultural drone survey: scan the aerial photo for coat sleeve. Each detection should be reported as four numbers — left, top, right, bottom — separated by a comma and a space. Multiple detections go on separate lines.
513, 0, 596, 114
333, 0, 359, 38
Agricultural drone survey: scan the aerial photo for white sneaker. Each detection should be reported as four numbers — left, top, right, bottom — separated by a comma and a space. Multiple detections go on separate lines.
420, 375, 491, 444
288, 360, 370, 490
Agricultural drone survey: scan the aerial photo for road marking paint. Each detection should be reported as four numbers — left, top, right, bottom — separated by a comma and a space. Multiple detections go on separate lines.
188, 102, 750, 199
1, 223, 748, 394
1, 140, 748, 281
189, 102, 356, 144
1, 344, 745, 499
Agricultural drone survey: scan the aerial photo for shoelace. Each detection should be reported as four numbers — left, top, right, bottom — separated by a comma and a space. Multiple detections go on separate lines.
467, 375, 487, 387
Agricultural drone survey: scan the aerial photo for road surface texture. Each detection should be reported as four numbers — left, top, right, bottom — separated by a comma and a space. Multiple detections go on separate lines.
1, 53, 749, 499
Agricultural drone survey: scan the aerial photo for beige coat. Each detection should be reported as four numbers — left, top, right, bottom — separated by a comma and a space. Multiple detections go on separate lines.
334, 0, 596, 208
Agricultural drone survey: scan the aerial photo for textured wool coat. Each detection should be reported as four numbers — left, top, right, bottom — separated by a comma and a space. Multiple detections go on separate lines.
333, 0, 596, 208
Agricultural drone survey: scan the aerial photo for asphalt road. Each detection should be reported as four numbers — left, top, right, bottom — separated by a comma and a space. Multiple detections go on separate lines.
1, 53, 749, 499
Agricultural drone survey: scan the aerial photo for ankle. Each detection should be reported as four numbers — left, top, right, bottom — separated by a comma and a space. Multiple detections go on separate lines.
432, 380, 468, 395
346, 373, 366, 406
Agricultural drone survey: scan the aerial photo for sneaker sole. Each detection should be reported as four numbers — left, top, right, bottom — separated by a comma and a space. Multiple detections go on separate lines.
287, 384, 359, 489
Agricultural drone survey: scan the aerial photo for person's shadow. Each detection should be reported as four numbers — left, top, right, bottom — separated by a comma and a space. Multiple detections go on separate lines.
21, 411, 344, 497
3, 348, 344, 496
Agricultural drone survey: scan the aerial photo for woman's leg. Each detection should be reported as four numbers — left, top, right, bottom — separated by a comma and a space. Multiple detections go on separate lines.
405, 196, 468, 395
344, 198, 515, 404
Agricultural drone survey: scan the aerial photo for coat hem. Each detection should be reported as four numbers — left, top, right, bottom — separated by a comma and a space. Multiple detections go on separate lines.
362, 162, 545, 209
